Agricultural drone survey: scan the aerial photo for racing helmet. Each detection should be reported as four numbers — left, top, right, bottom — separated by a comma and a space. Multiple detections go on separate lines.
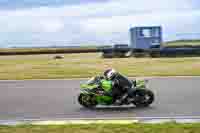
104, 68, 117, 80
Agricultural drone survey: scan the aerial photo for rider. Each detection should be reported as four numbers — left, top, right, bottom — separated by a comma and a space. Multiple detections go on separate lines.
103, 68, 134, 105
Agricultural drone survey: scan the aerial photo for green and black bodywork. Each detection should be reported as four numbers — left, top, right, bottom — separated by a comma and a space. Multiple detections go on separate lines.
78, 76, 154, 108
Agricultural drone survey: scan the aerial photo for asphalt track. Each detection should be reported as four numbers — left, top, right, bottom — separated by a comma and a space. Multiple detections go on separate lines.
0, 77, 200, 120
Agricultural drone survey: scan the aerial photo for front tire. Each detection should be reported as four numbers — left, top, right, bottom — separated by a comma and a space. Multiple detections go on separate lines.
132, 89, 154, 107
78, 93, 97, 108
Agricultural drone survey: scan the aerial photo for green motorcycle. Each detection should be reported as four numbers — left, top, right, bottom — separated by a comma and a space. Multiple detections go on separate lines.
78, 76, 154, 108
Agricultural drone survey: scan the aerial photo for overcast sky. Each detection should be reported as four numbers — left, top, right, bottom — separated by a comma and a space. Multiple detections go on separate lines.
0, 0, 199, 47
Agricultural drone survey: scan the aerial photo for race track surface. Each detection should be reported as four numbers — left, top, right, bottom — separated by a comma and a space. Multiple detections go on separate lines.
0, 77, 199, 120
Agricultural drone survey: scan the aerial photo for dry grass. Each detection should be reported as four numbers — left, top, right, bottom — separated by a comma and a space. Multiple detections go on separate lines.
1, 123, 200, 133
0, 53, 200, 80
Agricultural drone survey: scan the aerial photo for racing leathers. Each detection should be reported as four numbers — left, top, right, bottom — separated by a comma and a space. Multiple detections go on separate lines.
110, 73, 135, 104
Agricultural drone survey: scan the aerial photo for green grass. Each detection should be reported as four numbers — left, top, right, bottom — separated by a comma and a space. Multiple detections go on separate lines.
0, 123, 200, 133
164, 40, 200, 47
0, 53, 200, 80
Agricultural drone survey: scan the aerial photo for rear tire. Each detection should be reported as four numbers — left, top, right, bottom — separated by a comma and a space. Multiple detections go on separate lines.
132, 89, 154, 107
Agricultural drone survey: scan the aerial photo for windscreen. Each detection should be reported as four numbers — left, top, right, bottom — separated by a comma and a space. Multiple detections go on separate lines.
86, 77, 97, 85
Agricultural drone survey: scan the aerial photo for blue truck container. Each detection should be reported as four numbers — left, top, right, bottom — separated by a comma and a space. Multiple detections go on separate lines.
130, 26, 162, 50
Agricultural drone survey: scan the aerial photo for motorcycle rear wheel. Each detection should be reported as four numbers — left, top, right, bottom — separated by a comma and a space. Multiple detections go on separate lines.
132, 89, 154, 107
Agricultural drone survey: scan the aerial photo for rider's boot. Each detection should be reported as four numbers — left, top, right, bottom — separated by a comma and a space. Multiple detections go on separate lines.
114, 93, 128, 105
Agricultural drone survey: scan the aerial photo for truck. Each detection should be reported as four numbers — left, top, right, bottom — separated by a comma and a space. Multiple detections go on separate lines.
101, 26, 163, 58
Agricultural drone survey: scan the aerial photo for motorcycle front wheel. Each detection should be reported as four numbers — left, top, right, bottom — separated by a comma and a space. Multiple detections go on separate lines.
78, 93, 97, 108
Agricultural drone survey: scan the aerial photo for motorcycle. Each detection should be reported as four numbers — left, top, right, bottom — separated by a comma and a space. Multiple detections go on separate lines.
78, 76, 154, 108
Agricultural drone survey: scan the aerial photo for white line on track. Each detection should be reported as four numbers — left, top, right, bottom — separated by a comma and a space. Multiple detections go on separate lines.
1, 116, 200, 125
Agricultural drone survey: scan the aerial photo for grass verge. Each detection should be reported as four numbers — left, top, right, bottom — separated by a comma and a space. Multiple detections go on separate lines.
0, 53, 200, 80
0, 123, 200, 133
164, 40, 200, 47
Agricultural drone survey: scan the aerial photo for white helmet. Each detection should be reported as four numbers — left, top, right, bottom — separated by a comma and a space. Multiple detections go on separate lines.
104, 69, 117, 80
